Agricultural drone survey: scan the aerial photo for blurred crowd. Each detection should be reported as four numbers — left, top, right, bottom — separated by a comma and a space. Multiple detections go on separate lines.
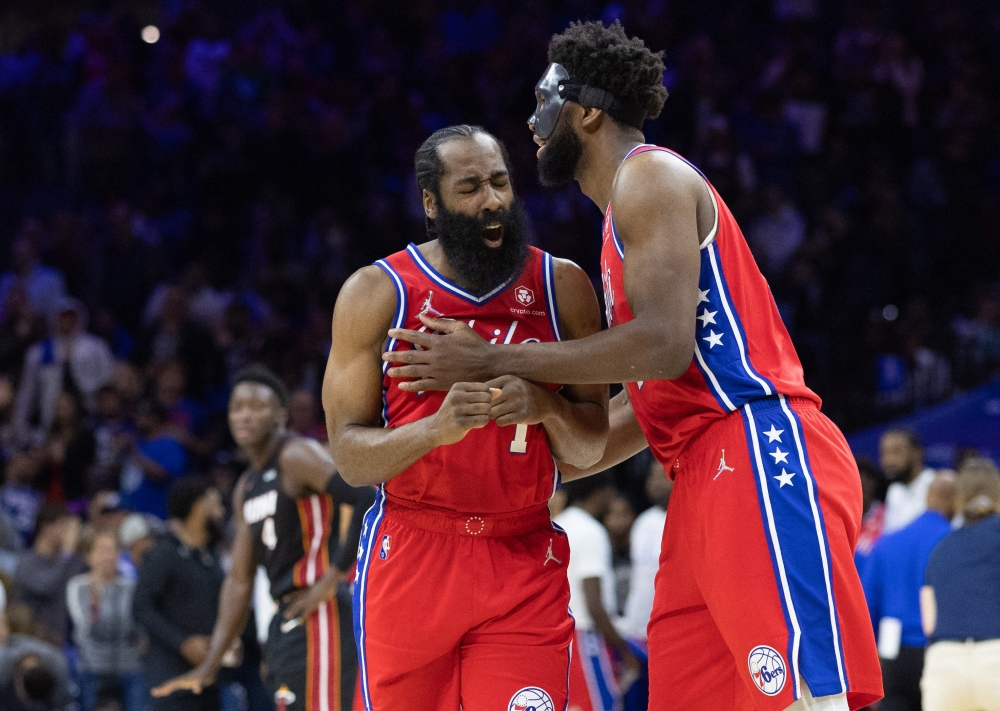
1, 0, 1000, 709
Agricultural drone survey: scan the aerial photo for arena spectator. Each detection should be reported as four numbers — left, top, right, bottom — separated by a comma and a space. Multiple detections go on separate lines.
40, 390, 96, 505
12, 298, 113, 447
604, 493, 636, 616
66, 529, 144, 711
117, 514, 154, 572
0, 587, 71, 709
556, 473, 637, 710
132, 477, 225, 711
863, 473, 955, 711
620, 460, 672, 643
0, 652, 66, 711
0, 285, 45, 380
855, 457, 888, 578
880, 429, 936, 533
0, 236, 67, 320
920, 458, 1000, 711
118, 400, 187, 520
286, 389, 326, 441
11, 504, 85, 645
0, 452, 44, 547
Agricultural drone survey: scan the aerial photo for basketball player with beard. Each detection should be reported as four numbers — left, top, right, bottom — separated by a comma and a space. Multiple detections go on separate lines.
384, 22, 882, 711
152, 365, 374, 711
322, 125, 609, 711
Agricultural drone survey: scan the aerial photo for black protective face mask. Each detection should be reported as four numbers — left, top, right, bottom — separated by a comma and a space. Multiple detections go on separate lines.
431, 198, 530, 296
537, 118, 584, 188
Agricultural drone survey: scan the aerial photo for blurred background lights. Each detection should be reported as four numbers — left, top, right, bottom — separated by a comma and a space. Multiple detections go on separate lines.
882, 304, 899, 321
141, 25, 160, 44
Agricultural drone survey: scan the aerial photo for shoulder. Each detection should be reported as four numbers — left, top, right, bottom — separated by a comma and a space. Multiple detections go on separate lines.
338, 265, 397, 306
613, 148, 705, 210
278, 436, 331, 469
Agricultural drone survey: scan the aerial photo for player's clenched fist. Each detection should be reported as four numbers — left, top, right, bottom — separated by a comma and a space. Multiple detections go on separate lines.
428, 382, 493, 445
486, 375, 553, 426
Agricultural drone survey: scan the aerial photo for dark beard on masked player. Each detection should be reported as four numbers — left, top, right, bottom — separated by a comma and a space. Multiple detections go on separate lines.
431, 198, 530, 295
537, 118, 584, 188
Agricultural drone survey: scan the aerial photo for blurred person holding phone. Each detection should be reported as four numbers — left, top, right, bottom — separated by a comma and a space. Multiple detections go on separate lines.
920, 458, 1000, 711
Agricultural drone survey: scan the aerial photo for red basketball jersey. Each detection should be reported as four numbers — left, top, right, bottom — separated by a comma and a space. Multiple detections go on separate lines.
601, 145, 820, 467
377, 243, 562, 513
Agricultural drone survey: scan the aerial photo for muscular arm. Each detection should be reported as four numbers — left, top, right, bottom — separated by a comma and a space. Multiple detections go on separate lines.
558, 389, 648, 481
323, 267, 493, 487
386, 153, 704, 388
486, 259, 609, 468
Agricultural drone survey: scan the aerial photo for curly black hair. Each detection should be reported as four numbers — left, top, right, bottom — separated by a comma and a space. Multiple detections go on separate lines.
548, 20, 668, 124
414, 124, 512, 196
232, 364, 289, 407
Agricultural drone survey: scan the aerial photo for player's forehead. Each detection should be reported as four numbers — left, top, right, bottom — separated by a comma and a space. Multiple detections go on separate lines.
437, 134, 508, 185
229, 381, 279, 406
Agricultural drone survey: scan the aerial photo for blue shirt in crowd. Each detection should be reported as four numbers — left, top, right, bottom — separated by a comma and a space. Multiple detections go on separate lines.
121, 436, 187, 519
862, 509, 953, 648
925, 514, 1000, 643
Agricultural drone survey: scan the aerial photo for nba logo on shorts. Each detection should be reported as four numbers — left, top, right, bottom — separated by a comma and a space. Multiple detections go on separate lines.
748, 645, 786, 696
515, 286, 534, 306
379, 534, 391, 560
507, 687, 554, 711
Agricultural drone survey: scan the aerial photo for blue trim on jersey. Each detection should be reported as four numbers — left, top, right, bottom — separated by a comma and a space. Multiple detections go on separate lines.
542, 252, 563, 342
353, 485, 387, 711
580, 629, 618, 711
624, 143, 710, 182
690, 242, 775, 412
740, 398, 847, 700
374, 260, 407, 426
405, 243, 513, 305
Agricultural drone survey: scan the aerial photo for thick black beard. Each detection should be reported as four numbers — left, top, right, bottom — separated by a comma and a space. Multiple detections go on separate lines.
537, 119, 583, 187
431, 198, 530, 295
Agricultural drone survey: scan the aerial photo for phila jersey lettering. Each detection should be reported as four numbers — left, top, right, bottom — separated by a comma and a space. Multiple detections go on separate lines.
377, 244, 562, 513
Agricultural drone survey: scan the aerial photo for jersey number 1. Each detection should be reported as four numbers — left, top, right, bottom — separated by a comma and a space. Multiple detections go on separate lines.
509, 424, 528, 454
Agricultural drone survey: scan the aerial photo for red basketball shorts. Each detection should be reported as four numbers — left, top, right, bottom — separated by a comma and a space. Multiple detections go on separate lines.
648, 396, 882, 711
353, 493, 573, 711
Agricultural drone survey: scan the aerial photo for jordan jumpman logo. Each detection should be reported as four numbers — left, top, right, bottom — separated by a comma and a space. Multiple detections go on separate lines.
714, 449, 735, 480
543, 538, 562, 566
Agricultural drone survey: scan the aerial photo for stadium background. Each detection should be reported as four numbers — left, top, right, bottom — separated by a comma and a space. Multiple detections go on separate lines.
0, 0, 999, 708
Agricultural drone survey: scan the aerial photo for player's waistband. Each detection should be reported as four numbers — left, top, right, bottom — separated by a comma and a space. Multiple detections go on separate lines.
384, 495, 552, 537
683, 395, 820, 454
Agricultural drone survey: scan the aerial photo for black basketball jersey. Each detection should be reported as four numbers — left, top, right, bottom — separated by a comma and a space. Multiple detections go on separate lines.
242, 436, 340, 600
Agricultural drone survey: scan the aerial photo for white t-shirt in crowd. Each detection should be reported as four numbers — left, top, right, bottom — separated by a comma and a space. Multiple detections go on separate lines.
883, 467, 935, 534
620, 505, 666, 640
554, 505, 617, 631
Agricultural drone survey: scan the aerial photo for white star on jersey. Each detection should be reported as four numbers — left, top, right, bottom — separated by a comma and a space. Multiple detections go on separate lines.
697, 309, 718, 327
763, 425, 784, 443
774, 469, 796, 487
698, 288, 710, 303
703, 330, 724, 349
770, 448, 789, 464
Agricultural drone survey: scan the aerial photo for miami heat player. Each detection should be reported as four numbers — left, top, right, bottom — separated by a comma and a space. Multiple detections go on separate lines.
153, 366, 374, 711
385, 22, 882, 711
323, 125, 609, 711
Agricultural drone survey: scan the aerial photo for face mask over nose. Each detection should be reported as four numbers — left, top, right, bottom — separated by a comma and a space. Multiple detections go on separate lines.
527, 62, 649, 140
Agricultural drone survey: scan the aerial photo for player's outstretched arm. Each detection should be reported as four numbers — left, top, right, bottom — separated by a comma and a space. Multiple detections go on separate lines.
486, 258, 609, 469
384, 153, 703, 389
151, 476, 256, 698
557, 389, 649, 482
323, 266, 494, 487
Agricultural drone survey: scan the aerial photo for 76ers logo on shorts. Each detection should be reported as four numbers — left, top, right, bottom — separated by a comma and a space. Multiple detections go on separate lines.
508, 687, 554, 711
748, 645, 786, 696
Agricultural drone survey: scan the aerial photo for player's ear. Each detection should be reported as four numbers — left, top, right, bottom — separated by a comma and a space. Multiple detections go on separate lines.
422, 189, 438, 220
578, 105, 606, 135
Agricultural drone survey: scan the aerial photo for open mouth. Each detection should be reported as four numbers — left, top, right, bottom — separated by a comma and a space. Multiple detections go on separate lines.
482, 223, 504, 248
